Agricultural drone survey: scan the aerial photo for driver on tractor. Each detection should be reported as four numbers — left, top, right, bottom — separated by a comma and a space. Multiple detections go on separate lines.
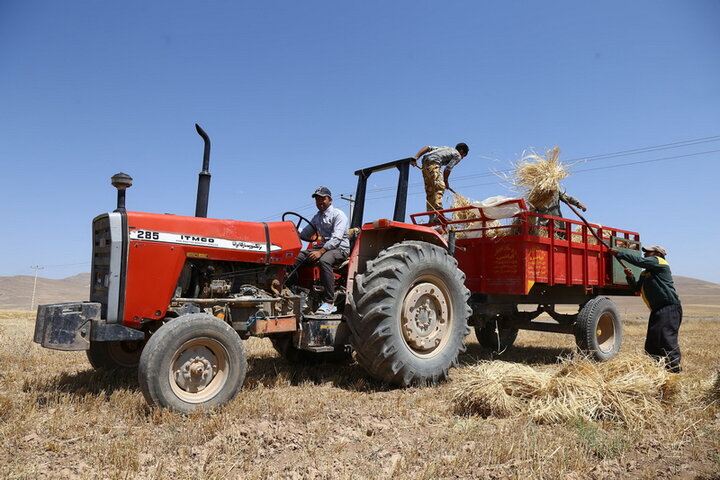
288, 186, 350, 315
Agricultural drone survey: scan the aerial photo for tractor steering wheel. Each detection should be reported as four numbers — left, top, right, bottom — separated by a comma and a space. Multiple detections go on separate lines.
282, 211, 318, 240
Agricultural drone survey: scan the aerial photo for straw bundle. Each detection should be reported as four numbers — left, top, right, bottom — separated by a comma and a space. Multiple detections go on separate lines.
451, 354, 679, 426
709, 370, 720, 402
506, 217, 524, 236
451, 362, 551, 417
451, 193, 477, 223
511, 146, 568, 208
451, 193, 502, 238
570, 225, 613, 245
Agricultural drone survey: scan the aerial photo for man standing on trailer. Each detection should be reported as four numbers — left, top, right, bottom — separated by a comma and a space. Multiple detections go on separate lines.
294, 186, 350, 315
608, 245, 683, 372
534, 190, 587, 237
411, 143, 470, 217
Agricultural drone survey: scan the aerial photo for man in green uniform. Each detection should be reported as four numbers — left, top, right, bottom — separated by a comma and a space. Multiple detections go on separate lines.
608, 245, 682, 372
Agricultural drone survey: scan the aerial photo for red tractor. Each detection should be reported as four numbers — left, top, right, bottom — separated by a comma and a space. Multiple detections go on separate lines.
34, 126, 641, 412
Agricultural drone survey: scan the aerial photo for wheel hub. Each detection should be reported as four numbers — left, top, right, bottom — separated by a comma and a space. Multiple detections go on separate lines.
174, 347, 217, 393
401, 282, 449, 353
596, 313, 615, 353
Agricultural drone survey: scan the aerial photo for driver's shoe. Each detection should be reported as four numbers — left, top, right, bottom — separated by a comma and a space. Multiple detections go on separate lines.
315, 303, 337, 315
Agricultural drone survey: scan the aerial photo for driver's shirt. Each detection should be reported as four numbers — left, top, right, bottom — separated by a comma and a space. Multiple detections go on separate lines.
300, 205, 350, 254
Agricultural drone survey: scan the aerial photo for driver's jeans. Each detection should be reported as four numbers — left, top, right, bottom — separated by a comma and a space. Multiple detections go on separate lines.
289, 247, 348, 304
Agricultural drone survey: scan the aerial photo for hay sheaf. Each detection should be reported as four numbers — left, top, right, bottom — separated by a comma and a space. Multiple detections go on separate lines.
451, 194, 503, 238
451, 193, 477, 223
451, 354, 680, 426
511, 146, 568, 208
570, 224, 612, 244
710, 370, 720, 402
451, 362, 550, 417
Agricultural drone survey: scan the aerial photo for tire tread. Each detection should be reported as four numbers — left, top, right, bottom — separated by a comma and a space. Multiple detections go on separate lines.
349, 240, 471, 386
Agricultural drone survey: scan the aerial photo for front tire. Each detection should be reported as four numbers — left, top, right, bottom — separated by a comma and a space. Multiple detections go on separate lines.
138, 314, 247, 413
349, 240, 471, 386
87, 340, 144, 370
574, 297, 623, 361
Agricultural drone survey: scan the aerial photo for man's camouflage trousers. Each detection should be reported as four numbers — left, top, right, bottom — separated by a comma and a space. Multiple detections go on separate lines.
421, 162, 445, 212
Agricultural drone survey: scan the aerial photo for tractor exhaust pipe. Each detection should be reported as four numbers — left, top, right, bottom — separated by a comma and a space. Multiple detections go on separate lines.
194, 123, 211, 218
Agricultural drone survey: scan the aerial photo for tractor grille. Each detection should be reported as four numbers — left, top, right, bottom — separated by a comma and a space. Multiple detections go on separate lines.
90, 215, 112, 318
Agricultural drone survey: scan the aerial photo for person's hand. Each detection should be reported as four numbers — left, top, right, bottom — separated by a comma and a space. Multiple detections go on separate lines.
608, 247, 619, 255
307, 249, 325, 261
410, 159, 418, 168
578, 203, 587, 212
624, 267, 634, 277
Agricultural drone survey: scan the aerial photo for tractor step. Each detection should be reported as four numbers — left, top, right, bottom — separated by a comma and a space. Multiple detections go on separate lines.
298, 316, 349, 350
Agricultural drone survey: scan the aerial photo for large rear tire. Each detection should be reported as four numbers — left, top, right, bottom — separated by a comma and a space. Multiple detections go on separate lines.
349, 240, 471, 386
574, 297, 623, 361
87, 340, 144, 370
138, 314, 247, 413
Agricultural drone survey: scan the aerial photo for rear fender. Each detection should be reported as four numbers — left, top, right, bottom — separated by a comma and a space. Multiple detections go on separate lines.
346, 223, 447, 291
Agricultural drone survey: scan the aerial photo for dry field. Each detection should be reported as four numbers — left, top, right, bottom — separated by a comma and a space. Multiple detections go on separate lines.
1, 310, 719, 480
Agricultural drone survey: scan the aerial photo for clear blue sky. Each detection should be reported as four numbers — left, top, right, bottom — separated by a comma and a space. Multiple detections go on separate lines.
2, 1, 719, 283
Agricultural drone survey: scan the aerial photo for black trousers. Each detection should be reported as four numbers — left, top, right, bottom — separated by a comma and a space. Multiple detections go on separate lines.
292, 248, 348, 304
645, 303, 683, 373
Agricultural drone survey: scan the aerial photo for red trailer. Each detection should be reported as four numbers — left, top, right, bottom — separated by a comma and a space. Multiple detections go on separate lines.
411, 197, 642, 359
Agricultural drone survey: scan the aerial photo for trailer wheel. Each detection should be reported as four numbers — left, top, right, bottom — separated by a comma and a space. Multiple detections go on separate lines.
475, 322, 519, 353
271, 334, 351, 364
574, 297, 623, 361
349, 240, 471, 386
138, 314, 246, 413
87, 340, 144, 370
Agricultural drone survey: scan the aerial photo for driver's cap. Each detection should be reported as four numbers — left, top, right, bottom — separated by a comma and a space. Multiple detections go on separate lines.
312, 186, 332, 198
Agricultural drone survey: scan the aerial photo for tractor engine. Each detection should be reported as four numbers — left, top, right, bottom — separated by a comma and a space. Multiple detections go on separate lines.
169, 259, 304, 336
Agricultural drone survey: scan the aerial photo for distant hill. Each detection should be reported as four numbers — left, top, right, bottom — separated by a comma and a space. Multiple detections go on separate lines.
611, 275, 720, 319
0, 274, 90, 310
0, 273, 717, 317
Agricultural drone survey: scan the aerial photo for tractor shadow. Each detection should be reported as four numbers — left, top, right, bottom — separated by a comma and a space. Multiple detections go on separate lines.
245, 344, 576, 394
27, 355, 393, 404
26, 345, 579, 406
460, 343, 576, 367
245, 355, 398, 393
26, 368, 139, 404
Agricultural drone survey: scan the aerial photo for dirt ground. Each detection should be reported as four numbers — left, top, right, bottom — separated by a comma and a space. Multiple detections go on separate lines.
1, 311, 719, 480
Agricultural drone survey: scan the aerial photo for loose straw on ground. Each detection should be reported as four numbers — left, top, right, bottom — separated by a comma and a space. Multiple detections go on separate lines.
710, 370, 720, 402
451, 354, 681, 427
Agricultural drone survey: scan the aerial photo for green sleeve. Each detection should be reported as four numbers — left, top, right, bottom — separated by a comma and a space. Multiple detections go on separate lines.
616, 251, 661, 270
625, 272, 640, 292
